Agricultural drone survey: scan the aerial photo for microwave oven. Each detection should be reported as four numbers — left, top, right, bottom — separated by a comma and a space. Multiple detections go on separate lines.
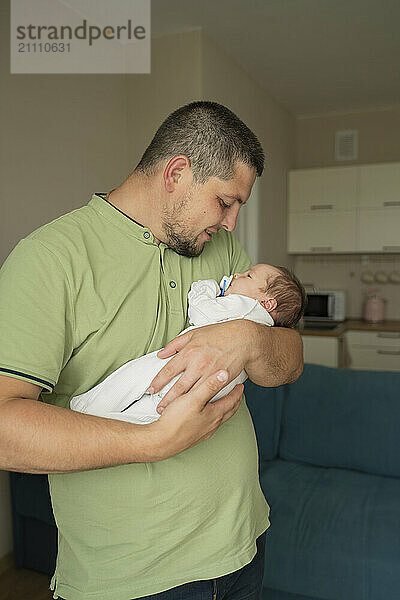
304, 290, 346, 322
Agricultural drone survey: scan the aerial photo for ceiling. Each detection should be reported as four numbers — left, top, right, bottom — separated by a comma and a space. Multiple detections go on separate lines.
152, 0, 400, 117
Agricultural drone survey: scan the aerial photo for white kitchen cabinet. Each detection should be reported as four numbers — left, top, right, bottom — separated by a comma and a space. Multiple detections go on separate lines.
358, 163, 400, 209
288, 162, 400, 254
288, 211, 357, 253
358, 207, 400, 253
288, 166, 358, 254
288, 169, 324, 212
345, 330, 400, 372
302, 336, 340, 367
289, 167, 358, 212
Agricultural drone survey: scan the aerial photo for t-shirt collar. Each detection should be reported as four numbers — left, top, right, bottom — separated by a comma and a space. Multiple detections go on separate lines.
88, 193, 158, 245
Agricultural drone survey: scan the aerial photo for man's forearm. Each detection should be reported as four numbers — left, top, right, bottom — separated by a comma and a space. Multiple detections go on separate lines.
244, 322, 303, 387
0, 397, 161, 474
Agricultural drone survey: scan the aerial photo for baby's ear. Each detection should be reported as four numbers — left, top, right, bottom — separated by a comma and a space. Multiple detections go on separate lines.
260, 297, 277, 312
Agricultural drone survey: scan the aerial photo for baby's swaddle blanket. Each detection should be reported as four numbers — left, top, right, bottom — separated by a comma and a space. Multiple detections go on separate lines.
70, 277, 274, 424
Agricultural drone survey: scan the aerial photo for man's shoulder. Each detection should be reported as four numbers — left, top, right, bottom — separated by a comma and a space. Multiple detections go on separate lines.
21, 204, 97, 265
26, 204, 89, 242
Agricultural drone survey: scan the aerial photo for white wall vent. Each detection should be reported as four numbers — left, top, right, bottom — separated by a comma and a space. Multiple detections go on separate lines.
335, 129, 358, 161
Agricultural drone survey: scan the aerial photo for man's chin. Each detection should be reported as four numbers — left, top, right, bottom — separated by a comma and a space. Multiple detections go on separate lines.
189, 242, 205, 258
172, 240, 205, 258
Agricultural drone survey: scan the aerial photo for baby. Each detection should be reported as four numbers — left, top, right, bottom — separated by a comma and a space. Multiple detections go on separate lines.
70, 264, 306, 424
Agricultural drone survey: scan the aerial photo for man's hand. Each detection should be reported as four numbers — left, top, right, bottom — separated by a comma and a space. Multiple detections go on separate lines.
149, 320, 303, 414
148, 369, 244, 461
149, 320, 253, 413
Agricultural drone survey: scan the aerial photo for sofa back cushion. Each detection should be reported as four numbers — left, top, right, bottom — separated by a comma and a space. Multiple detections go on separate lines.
244, 379, 284, 462
279, 364, 400, 478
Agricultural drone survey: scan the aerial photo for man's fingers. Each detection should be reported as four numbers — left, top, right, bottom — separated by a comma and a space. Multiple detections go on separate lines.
184, 369, 237, 410
157, 332, 192, 359
156, 371, 201, 412
148, 358, 184, 395
168, 369, 229, 411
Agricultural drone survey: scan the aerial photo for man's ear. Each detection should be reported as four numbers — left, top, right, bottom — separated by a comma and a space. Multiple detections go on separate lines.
163, 155, 191, 192
260, 297, 277, 312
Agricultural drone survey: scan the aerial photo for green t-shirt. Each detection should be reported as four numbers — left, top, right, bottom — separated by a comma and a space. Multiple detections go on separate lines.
0, 194, 270, 600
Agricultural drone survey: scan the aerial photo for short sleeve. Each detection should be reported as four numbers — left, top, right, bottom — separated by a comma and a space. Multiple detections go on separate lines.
229, 233, 252, 275
0, 238, 74, 393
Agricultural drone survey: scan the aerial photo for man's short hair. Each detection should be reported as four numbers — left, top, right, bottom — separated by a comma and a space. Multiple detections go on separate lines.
136, 101, 264, 183
265, 267, 307, 329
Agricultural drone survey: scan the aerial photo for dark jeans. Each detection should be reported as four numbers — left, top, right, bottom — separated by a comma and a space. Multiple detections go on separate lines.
57, 531, 266, 600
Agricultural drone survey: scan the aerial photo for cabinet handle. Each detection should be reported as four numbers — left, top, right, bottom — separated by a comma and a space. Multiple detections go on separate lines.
383, 201, 400, 207
382, 246, 400, 252
310, 246, 332, 252
377, 332, 400, 339
311, 204, 333, 210
377, 350, 400, 356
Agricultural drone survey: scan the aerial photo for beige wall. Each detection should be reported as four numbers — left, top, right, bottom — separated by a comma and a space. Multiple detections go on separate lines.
127, 30, 202, 170
0, 0, 129, 262
202, 35, 296, 267
296, 106, 400, 168
294, 105, 400, 319
295, 254, 400, 320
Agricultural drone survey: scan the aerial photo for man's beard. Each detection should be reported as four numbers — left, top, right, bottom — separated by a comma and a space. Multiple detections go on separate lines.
163, 222, 203, 257
161, 189, 205, 258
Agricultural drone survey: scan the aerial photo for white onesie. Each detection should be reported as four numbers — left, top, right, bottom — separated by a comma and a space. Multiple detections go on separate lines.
70, 276, 274, 424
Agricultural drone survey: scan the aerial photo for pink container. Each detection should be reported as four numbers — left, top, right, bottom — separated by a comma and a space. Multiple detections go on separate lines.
364, 295, 386, 323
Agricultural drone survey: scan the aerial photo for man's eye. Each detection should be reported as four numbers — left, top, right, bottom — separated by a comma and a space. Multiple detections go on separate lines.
218, 197, 230, 209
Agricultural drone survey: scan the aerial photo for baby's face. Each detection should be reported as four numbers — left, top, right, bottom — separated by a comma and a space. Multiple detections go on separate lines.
224, 263, 281, 302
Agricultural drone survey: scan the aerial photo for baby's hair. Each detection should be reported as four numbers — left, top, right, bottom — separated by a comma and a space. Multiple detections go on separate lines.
263, 266, 307, 328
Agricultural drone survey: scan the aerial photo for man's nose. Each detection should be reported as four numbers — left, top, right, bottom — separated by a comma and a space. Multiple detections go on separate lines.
221, 206, 240, 232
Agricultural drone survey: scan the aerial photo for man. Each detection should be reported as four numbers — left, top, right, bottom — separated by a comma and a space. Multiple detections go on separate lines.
0, 101, 302, 600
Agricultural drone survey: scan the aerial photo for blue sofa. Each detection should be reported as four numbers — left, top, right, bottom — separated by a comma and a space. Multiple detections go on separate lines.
244, 363, 400, 600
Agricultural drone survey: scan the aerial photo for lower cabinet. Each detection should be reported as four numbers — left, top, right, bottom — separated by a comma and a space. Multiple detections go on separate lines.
301, 336, 340, 367
301, 330, 400, 371
345, 330, 400, 371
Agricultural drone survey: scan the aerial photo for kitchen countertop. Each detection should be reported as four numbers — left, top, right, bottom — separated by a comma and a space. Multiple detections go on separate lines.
298, 319, 400, 337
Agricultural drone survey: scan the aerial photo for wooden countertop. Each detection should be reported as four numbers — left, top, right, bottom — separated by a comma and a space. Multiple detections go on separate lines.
298, 319, 400, 337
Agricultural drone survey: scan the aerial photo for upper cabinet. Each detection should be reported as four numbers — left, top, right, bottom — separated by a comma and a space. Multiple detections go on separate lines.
289, 167, 358, 212
358, 163, 400, 209
288, 162, 400, 254
357, 163, 400, 253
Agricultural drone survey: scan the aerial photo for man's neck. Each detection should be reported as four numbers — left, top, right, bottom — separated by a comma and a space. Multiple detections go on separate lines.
106, 174, 163, 245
